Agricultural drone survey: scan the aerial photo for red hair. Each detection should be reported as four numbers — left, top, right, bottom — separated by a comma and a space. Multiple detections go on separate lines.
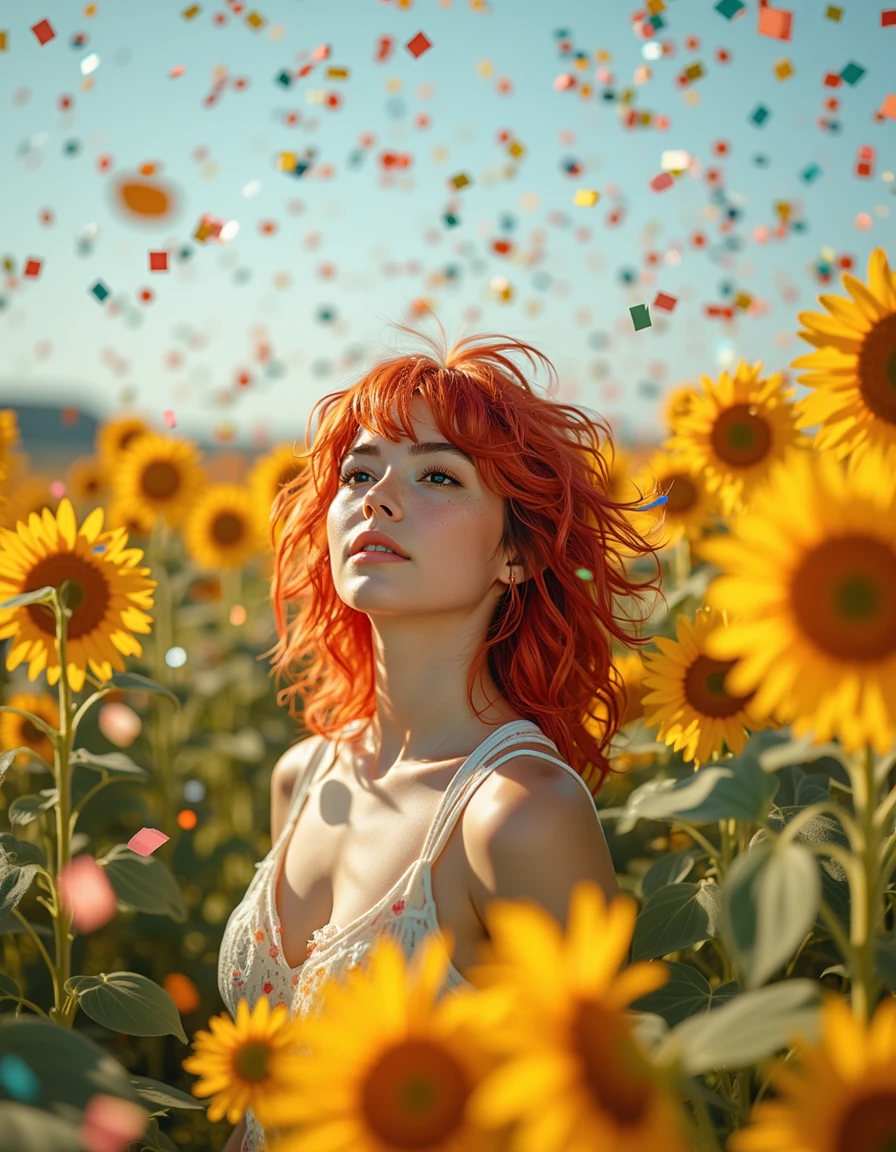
263, 322, 667, 797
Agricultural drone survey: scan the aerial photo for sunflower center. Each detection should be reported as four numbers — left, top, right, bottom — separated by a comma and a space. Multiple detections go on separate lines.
835, 1088, 896, 1152
665, 473, 698, 514
570, 999, 654, 1127
857, 313, 896, 424
684, 654, 755, 718
359, 1037, 470, 1149
20, 719, 46, 745
141, 460, 181, 500
710, 403, 772, 467
212, 512, 246, 545
791, 536, 896, 662
25, 555, 109, 640
233, 1040, 271, 1083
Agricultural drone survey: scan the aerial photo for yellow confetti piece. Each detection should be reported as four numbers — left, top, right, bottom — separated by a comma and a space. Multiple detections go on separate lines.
386, 77, 403, 93
573, 189, 600, 207
774, 58, 794, 80
450, 172, 471, 190
278, 151, 297, 170
245, 11, 265, 29
597, 49, 611, 63
775, 201, 792, 222
0, 30, 8, 51
477, 59, 494, 78
684, 62, 704, 82
507, 140, 525, 158
735, 293, 753, 310
326, 67, 349, 80
647, 0, 666, 12
182, 4, 200, 18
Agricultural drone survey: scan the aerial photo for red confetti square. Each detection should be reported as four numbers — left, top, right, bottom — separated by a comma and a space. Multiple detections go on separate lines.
31, 18, 55, 44
823, 72, 842, 87
882, 10, 896, 26
653, 291, 678, 312
758, 5, 792, 40
24, 258, 42, 278
406, 31, 432, 58
149, 250, 168, 272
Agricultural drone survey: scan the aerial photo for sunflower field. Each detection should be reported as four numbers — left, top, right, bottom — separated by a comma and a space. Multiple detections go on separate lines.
2, 249, 896, 1152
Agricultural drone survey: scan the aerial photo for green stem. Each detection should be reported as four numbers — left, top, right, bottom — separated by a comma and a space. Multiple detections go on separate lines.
848, 744, 881, 1024
689, 1088, 724, 1152
69, 774, 110, 839
0, 994, 49, 1018
670, 819, 719, 863
10, 906, 56, 981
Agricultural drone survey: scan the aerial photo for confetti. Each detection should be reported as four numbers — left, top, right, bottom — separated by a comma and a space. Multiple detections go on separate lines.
59, 855, 117, 932
149, 250, 168, 271
840, 61, 866, 85
127, 827, 171, 856
24, 258, 42, 278
79, 1095, 149, 1152
773, 58, 793, 80
0, 1056, 39, 1103
750, 104, 771, 126
573, 189, 599, 206
0, 31, 7, 52
245, 11, 265, 30
406, 32, 432, 58
449, 172, 471, 190
826, 4, 844, 17
801, 163, 822, 183
653, 291, 677, 312
630, 304, 651, 331
375, 35, 394, 63
758, 5, 793, 40
883, 10, 896, 26
880, 93, 896, 119
650, 172, 674, 192
31, 18, 55, 44
181, 4, 200, 18
89, 279, 111, 302
715, 0, 746, 17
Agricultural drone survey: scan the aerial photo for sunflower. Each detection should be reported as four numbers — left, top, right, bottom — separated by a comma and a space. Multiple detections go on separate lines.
183, 483, 264, 573
65, 455, 111, 508
0, 498, 157, 694
0, 690, 59, 769
728, 992, 896, 1152
246, 441, 308, 551
0, 472, 59, 533
104, 498, 155, 541
182, 995, 309, 1129
626, 448, 724, 554
639, 606, 776, 768
456, 880, 693, 1152
0, 410, 21, 488
263, 931, 510, 1152
663, 361, 810, 517
95, 414, 154, 470
700, 444, 896, 758
109, 432, 207, 532
791, 246, 896, 472
662, 383, 699, 433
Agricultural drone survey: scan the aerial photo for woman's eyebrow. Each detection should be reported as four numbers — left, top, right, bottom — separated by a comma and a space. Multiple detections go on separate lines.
342, 440, 474, 466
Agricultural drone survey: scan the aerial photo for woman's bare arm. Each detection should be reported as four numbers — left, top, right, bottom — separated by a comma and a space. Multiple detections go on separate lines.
220, 1115, 247, 1152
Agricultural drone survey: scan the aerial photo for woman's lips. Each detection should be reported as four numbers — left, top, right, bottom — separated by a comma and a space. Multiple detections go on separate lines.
349, 551, 410, 563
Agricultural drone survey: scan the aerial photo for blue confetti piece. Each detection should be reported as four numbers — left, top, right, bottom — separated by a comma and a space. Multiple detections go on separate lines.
0, 1055, 40, 1103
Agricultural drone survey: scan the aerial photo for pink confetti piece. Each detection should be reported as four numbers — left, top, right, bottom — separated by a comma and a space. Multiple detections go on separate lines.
650, 172, 675, 192
79, 1094, 149, 1152
59, 856, 118, 933
127, 827, 170, 856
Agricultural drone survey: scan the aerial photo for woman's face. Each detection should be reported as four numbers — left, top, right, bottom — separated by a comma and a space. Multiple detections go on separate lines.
326, 395, 512, 617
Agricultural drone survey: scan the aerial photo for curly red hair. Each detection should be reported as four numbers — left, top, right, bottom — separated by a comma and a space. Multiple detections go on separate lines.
263, 322, 667, 797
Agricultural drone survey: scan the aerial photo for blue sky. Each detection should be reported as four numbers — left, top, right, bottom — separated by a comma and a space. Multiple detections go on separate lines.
1, 0, 893, 452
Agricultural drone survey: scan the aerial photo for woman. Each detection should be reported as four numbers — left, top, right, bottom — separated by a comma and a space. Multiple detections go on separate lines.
217, 322, 666, 1151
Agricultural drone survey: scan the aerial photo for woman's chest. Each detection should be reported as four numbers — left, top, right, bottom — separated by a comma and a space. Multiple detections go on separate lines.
275, 760, 489, 974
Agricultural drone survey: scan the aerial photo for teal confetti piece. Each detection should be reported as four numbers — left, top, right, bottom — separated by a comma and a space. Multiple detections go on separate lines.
750, 104, 771, 126
801, 163, 821, 183
89, 279, 110, 302
715, 0, 746, 17
840, 61, 865, 86
630, 304, 651, 331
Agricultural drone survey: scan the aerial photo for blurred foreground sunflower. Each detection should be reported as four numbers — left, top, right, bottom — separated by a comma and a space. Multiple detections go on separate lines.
183, 995, 308, 1128
701, 444, 896, 757
791, 246, 896, 471
664, 360, 809, 517
183, 483, 263, 572
728, 992, 896, 1152
459, 881, 692, 1152
0, 498, 156, 693
640, 605, 776, 768
0, 690, 59, 770
265, 931, 510, 1152
110, 432, 207, 532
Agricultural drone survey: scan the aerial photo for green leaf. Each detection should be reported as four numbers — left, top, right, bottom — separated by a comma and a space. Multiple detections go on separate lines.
655, 979, 822, 1075
65, 971, 189, 1043
0, 1016, 145, 1114
0, 586, 57, 611
70, 747, 149, 778
721, 842, 821, 990
129, 1075, 206, 1112
1, 746, 53, 783
631, 882, 723, 961
758, 730, 852, 773
876, 931, 896, 992
7, 790, 58, 827
0, 1104, 85, 1152
630, 961, 741, 1028
105, 671, 180, 709
97, 844, 187, 923
0, 834, 47, 917
641, 849, 699, 898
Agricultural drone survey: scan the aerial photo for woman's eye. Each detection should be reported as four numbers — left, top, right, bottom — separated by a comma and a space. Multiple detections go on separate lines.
339, 468, 461, 488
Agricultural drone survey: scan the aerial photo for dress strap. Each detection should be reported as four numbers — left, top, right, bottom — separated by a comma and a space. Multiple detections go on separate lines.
417, 720, 591, 866
254, 737, 333, 872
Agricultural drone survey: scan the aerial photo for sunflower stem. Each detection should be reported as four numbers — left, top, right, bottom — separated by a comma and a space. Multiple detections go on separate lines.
847, 743, 882, 1024
10, 905, 56, 983
688, 1088, 724, 1152
48, 585, 77, 1028
0, 993, 50, 1019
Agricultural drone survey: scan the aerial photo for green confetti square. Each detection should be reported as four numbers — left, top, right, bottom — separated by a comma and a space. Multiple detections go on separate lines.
750, 104, 771, 126
715, 0, 746, 18
90, 280, 110, 302
840, 61, 865, 86
630, 304, 651, 332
